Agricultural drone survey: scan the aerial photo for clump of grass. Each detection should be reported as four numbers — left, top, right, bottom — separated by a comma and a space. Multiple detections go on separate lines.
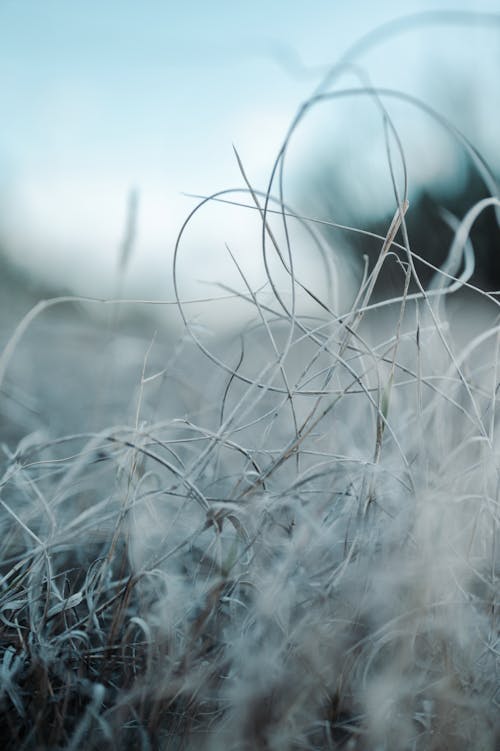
1, 11, 500, 751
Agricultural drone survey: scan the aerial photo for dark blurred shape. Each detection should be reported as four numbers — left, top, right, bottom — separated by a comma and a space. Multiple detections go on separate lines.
316, 165, 500, 299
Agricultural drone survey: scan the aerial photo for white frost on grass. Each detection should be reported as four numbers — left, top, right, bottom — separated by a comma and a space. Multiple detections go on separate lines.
0, 13, 499, 749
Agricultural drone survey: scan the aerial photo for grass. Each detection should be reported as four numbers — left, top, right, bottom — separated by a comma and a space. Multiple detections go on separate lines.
1, 11, 500, 750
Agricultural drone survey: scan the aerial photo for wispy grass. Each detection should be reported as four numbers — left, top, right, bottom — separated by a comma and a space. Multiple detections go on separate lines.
1, 11, 500, 750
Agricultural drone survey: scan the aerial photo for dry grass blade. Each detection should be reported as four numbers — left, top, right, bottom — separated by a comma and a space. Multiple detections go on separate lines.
1, 10, 500, 751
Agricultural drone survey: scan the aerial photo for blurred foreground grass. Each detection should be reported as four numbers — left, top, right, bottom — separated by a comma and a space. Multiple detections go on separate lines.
1, 12, 500, 751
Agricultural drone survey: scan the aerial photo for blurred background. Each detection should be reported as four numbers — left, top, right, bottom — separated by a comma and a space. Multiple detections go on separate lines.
0, 0, 499, 327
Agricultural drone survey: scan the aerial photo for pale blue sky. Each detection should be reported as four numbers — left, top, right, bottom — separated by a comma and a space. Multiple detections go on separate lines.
0, 1, 498, 305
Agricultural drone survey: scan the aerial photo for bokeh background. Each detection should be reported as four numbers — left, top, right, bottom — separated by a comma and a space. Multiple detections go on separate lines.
0, 0, 499, 326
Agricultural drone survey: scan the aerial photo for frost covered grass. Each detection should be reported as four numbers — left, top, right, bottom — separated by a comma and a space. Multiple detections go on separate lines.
1, 13, 500, 751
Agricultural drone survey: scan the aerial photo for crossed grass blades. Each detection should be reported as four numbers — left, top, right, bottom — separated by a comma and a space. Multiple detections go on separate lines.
1, 11, 499, 751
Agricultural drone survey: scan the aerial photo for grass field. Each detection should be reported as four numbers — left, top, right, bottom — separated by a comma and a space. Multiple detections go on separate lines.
1, 12, 499, 751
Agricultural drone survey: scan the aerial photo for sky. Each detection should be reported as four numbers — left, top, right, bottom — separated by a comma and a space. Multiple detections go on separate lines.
0, 1, 499, 312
